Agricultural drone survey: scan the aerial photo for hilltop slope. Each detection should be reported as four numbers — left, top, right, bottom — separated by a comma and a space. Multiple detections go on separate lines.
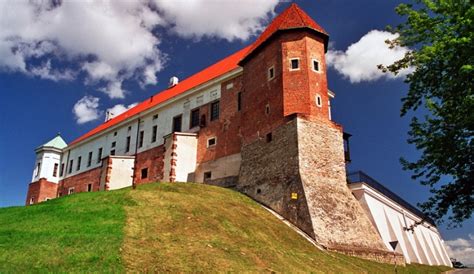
0, 183, 450, 273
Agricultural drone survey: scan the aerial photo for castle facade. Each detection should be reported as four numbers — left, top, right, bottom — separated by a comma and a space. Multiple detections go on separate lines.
26, 4, 451, 266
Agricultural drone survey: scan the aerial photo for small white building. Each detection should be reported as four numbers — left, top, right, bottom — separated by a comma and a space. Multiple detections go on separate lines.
348, 171, 452, 266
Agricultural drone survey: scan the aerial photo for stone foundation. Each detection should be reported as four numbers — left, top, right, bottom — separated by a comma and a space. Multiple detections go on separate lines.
238, 116, 396, 263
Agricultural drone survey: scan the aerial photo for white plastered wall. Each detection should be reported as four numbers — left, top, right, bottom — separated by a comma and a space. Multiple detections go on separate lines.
174, 134, 198, 182
32, 150, 62, 183
108, 156, 134, 190
349, 183, 452, 266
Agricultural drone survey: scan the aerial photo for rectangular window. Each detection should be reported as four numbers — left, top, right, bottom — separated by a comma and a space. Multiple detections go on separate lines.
110, 149, 115, 156
138, 131, 144, 148
141, 168, 148, 179
111, 141, 116, 148
128, 126, 132, 132
237, 92, 242, 111
87, 183, 92, 192
266, 132, 273, 143
36, 162, 41, 177
190, 108, 200, 128
316, 94, 322, 107
97, 148, 103, 164
203, 171, 212, 181
312, 59, 320, 72
125, 136, 131, 152
210, 101, 220, 121
87, 151, 93, 167
76, 156, 81, 171
29, 197, 35, 205
68, 187, 74, 195
113, 131, 117, 136
152, 114, 158, 120
60, 163, 65, 177
172, 115, 182, 132
68, 160, 73, 174
268, 66, 275, 80
290, 58, 300, 70
152, 125, 158, 143
53, 163, 58, 177
207, 137, 217, 147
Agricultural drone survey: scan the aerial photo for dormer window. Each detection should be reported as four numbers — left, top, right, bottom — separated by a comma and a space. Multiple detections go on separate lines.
312, 59, 320, 72
290, 58, 300, 71
268, 66, 275, 80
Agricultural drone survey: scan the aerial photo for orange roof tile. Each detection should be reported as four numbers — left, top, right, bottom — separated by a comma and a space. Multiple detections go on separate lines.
70, 45, 252, 146
239, 3, 328, 64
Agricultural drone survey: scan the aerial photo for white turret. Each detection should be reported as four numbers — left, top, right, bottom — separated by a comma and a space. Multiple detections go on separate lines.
31, 134, 67, 184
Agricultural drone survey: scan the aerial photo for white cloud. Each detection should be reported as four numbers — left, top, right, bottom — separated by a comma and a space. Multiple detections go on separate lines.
153, 0, 278, 41
106, 102, 138, 117
73, 96, 102, 124
445, 233, 474, 266
327, 30, 411, 83
0, 0, 278, 99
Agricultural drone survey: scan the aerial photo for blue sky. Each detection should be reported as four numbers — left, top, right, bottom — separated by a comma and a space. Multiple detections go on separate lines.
0, 0, 472, 263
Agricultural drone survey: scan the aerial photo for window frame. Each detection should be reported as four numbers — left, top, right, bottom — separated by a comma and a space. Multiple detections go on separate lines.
87, 183, 93, 192
68, 187, 75, 195
268, 66, 275, 80
190, 108, 200, 129
207, 137, 217, 148
76, 156, 81, 171
311, 58, 321, 72
172, 114, 183, 133
315, 94, 322, 108
87, 151, 93, 167
203, 171, 212, 181
125, 136, 131, 152
97, 148, 103, 164
289, 58, 300, 71
53, 163, 58, 177
151, 125, 158, 143
210, 100, 220, 121
138, 130, 144, 148
141, 168, 148, 179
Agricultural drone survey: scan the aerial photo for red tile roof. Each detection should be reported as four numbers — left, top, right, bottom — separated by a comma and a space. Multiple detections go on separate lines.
240, 3, 328, 64
70, 45, 252, 146
70, 3, 326, 147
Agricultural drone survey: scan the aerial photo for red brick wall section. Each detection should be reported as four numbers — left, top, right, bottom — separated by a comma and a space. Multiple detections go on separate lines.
196, 75, 243, 164
134, 144, 165, 184
25, 178, 58, 205
57, 167, 102, 196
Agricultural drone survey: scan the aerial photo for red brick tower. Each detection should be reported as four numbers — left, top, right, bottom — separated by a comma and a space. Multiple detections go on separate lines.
237, 4, 396, 262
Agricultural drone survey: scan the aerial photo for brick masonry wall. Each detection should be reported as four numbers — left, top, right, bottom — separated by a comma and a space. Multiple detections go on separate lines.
26, 178, 58, 205
134, 144, 165, 184
58, 166, 102, 196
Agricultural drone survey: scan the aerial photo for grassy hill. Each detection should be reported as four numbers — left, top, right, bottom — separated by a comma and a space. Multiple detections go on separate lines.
0, 183, 451, 273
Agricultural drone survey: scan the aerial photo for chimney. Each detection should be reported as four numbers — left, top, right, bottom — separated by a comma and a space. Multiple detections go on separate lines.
105, 111, 115, 122
169, 76, 179, 88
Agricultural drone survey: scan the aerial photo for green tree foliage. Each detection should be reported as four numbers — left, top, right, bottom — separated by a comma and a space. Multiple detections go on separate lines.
381, 0, 473, 227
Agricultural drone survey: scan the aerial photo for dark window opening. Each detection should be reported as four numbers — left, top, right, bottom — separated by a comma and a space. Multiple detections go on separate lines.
210, 101, 220, 121
110, 149, 116, 156
152, 114, 158, 120
68, 160, 73, 174
126, 136, 131, 152
76, 157, 81, 171
53, 163, 58, 177
111, 141, 116, 148
203, 171, 212, 181
87, 151, 93, 167
138, 130, 144, 148
290, 59, 299, 70
97, 148, 103, 164
207, 137, 216, 147
172, 115, 182, 132
266, 132, 272, 143
60, 163, 65, 177
128, 126, 132, 132
313, 60, 320, 71
36, 162, 41, 176
190, 108, 200, 128
152, 125, 158, 142
257, 188, 262, 194
87, 183, 92, 192
265, 104, 270, 115
268, 67, 275, 79
113, 131, 117, 136
237, 92, 242, 111
141, 168, 148, 179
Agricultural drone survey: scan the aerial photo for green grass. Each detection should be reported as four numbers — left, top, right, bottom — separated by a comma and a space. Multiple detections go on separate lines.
0, 182, 452, 273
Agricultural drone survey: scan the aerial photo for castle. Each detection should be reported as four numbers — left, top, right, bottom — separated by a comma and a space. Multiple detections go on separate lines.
26, 4, 451, 267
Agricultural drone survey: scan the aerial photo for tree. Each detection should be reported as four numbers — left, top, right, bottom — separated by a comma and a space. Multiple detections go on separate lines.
380, 0, 473, 227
